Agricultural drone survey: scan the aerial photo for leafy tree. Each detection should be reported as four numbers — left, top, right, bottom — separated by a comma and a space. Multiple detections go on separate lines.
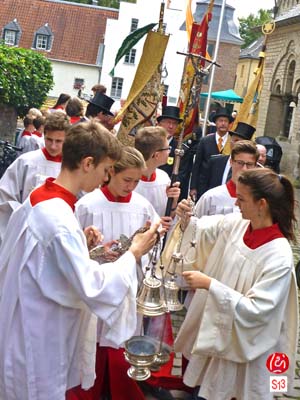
0, 44, 54, 117
239, 9, 273, 49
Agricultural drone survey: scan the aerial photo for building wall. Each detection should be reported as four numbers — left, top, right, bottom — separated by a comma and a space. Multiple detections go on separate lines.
48, 61, 100, 98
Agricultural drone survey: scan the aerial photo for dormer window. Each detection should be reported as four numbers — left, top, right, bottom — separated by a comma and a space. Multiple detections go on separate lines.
33, 23, 53, 51
3, 19, 21, 46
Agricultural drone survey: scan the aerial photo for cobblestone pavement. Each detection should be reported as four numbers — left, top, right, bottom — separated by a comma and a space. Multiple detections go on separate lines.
146, 189, 300, 400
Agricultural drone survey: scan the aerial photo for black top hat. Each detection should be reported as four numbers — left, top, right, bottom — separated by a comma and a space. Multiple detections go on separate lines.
157, 106, 183, 123
88, 92, 114, 116
211, 107, 234, 123
229, 122, 256, 140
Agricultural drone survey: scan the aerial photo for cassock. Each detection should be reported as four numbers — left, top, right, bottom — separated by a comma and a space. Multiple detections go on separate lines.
0, 147, 61, 245
0, 178, 139, 400
163, 213, 298, 400
135, 169, 170, 217
194, 180, 239, 218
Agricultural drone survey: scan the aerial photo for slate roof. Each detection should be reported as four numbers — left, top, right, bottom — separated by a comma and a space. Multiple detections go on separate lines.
0, 0, 118, 65
275, 4, 300, 25
240, 36, 264, 59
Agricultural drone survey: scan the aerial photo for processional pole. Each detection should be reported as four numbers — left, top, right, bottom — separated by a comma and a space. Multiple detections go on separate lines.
202, 0, 227, 136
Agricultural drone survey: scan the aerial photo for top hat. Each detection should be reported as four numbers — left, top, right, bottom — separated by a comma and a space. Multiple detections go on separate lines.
211, 107, 234, 123
157, 106, 183, 123
229, 122, 256, 140
88, 92, 115, 116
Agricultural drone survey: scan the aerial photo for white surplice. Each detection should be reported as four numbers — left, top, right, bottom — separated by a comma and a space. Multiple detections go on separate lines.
75, 189, 160, 346
163, 213, 298, 400
195, 183, 239, 218
0, 148, 61, 244
0, 197, 138, 400
135, 168, 170, 217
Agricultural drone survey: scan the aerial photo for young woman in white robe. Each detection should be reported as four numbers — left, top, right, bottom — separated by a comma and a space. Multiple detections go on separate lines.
163, 168, 298, 400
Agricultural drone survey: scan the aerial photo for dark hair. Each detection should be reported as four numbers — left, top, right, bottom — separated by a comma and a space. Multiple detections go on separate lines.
91, 84, 106, 94
62, 120, 121, 170
65, 97, 84, 117
33, 116, 46, 130
231, 140, 259, 162
135, 126, 167, 161
44, 112, 70, 135
23, 116, 33, 128
238, 168, 297, 242
53, 93, 71, 109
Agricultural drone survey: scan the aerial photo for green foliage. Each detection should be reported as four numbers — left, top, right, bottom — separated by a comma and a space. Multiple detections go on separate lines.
239, 9, 273, 49
0, 43, 54, 117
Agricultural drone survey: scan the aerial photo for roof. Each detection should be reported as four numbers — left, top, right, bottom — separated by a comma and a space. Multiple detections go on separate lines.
240, 36, 264, 60
181, 0, 243, 45
200, 89, 243, 103
0, 0, 118, 65
275, 4, 300, 26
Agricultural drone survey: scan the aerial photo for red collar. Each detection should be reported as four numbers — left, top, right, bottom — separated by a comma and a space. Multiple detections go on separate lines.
54, 105, 64, 110
243, 223, 284, 249
22, 130, 31, 137
101, 185, 132, 203
32, 130, 43, 138
141, 171, 156, 182
226, 179, 236, 198
30, 177, 77, 212
70, 116, 81, 124
42, 147, 62, 163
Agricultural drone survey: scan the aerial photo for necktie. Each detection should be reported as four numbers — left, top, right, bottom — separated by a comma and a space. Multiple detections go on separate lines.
217, 137, 223, 152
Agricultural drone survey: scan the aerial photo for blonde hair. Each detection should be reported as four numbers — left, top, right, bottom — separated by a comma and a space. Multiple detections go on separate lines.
113, 146, 146, 174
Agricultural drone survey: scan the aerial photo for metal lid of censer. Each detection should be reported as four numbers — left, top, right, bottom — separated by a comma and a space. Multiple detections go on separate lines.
136, 275, 166, 316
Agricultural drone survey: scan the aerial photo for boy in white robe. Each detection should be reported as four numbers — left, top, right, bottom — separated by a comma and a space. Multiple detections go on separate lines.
134, 126, 180, 225
0, 120, 161, 400
0, 112, 70, 245
195, 140, 259, 218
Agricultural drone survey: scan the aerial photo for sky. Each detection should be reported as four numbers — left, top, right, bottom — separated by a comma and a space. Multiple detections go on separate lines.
226, 0, 275, 18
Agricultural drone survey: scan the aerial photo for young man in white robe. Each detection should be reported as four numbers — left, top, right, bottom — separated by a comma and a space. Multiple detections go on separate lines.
134, 126, 180, 226
0, 112, 70, 245
194, 141, 259, 218
0, 120, 161, 400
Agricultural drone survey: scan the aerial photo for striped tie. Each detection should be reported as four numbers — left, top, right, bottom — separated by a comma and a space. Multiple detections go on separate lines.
217, 137, 223, 152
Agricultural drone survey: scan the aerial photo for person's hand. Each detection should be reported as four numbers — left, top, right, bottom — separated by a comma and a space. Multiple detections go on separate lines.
166, 181, 180, 200
176, 199, 193, 230
189, 189, 197, 202
101, 240, 119, 262
84, 225, 103, 250
160, 216, 173, 231
182, 270, 211, 290
129, 221, 165, 262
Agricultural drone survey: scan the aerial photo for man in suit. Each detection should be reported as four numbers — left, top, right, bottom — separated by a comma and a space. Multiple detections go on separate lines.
202, 122, 256, 194
189, 107, 233, 201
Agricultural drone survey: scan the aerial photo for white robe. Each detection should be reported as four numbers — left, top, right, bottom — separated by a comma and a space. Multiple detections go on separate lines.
195, 183, 239, 218
0, 148, 61, 244
163, 213, 298, 400
0, 197, 138, 400
135, 168, 170, 217
75, 189, 160, 346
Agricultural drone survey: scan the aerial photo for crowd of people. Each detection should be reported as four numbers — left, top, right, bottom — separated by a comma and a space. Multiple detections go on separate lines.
0, 87, 298, 400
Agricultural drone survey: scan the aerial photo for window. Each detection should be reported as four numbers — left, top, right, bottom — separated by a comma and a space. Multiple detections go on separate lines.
4, 30, 16, 45
2, 19, 21, 46
124, 49, 136, 64
130, 18, 139, 32
33, 24, 53, 51
240, 65, 245, 78
163, 84, 169, 96
36, 35, 48, 50
74, 78, 85, 90
111, 77, 123, 99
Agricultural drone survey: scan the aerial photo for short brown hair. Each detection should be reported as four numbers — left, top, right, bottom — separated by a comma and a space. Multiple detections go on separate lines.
62, 120, 121, 170
65, 97, 84, 117
231, 140, 259, 162
91, 84, 106, 94
44, 112, 70, 135
135, 126, 167, 161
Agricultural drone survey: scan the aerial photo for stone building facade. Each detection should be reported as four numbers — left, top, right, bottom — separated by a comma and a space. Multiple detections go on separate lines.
256, 0, 300, 180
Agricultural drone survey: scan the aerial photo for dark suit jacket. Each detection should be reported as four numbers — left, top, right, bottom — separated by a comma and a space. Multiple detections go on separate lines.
204, 154, 230, 193
159, 137, 177, 177
190, 133, 221, 199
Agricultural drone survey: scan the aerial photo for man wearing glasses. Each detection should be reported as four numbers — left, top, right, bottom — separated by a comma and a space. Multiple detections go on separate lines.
194, 141, 259, 218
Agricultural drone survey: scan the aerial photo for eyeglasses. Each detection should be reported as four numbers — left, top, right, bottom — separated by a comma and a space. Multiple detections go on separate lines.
156, 146, 172, 152
232, 159, 256, 169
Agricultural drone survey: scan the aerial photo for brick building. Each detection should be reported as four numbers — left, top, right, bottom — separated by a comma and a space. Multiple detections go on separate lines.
256, 0, 300, 179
